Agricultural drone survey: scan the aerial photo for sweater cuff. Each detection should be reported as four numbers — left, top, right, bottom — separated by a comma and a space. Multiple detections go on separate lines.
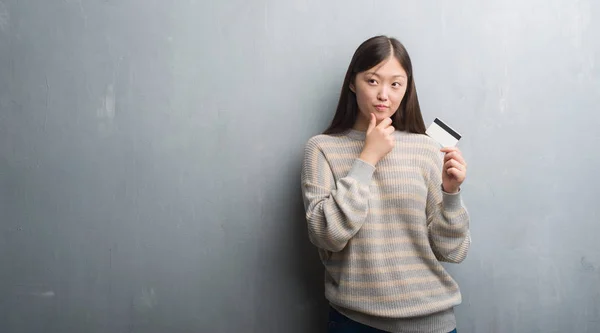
348, 158, 376, 185
442, 188, 462, 211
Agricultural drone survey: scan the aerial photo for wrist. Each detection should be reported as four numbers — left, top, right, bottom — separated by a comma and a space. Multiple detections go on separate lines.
442, 184, 460, 194
359, 151, 379, 166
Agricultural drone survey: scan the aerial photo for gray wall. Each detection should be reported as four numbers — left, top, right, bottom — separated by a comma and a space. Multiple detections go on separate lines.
1, 0, 599, 332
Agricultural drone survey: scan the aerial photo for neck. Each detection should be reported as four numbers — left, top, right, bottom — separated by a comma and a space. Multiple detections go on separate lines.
353, 116, 370, 131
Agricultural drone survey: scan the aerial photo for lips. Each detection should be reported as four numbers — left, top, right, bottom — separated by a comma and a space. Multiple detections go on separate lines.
374, 104, 388, 111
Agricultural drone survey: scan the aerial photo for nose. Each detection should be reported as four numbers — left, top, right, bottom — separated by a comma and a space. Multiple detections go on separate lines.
377, 87, 388, 101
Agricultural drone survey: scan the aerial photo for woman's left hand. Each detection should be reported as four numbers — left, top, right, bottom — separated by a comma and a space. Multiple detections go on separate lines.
440, 147, 467, 193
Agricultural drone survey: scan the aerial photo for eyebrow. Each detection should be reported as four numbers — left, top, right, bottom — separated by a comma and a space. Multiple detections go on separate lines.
366, 72, 407, 79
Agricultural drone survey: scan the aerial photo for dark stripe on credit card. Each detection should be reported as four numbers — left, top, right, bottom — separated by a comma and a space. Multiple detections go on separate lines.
434, 118, 461, 140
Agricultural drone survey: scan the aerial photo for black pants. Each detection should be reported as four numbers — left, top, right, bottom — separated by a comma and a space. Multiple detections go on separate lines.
328, 307, 457, 333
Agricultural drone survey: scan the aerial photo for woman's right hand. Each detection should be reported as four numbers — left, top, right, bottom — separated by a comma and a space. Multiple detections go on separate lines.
359, 113, 395, 166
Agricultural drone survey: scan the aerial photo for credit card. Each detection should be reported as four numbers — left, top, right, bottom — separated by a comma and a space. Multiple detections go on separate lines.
425, 118, 461, 147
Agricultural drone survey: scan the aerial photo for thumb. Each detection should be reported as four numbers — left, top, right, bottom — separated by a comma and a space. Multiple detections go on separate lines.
367, 113, 376, 133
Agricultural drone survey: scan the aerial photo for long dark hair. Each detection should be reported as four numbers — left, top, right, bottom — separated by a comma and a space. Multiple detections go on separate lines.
323, 35, 426, 135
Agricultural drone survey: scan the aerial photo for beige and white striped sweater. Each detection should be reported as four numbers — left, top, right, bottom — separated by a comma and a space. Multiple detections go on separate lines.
301, 128, 471, 333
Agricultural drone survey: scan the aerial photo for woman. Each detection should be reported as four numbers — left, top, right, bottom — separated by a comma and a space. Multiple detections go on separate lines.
300, 35, 470, 333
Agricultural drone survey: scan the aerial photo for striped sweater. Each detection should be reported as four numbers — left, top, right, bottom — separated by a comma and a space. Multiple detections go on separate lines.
300, 128, 471, 333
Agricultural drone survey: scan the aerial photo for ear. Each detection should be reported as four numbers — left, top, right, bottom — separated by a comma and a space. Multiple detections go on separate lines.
349, 83, 356, 93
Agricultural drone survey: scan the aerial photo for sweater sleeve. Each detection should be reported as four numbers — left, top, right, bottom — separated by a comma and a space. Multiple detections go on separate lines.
425, 149, 471, 263
300, 138, 375, 252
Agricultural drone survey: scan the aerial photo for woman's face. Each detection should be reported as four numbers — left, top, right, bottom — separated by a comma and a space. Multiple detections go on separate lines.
351, 56, 408, 131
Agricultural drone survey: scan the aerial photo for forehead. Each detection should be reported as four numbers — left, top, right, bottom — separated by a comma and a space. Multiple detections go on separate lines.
364, 57, 406, 77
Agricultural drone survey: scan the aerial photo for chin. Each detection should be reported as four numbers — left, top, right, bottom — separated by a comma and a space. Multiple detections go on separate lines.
374, 112, 393, 120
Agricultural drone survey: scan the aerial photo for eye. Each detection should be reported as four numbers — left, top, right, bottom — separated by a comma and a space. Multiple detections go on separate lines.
367, 79, 378, 85
392, 82, 403, 88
